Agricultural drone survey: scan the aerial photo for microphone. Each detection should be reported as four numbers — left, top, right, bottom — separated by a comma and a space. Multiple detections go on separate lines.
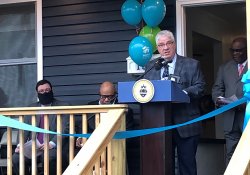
162, 59, 173, 67
159, 59, 181, 83
154, 58, 165, 70
136, 58, 170, 80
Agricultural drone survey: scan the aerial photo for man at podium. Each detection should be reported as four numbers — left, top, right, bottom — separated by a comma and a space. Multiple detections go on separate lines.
144, 30, 206, 175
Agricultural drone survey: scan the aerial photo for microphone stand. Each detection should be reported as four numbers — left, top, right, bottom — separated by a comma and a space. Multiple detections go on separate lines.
136, 65, 156, 81
136, 58, 164, 81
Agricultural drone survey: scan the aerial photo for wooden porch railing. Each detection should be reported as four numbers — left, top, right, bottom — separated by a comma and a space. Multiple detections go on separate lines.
224, 121, 250, 175
0, 104, 127, 175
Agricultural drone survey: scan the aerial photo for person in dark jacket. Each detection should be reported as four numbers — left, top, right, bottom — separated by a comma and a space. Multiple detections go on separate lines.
212, 37, 247, 166
144, 30, 206, 175
74, 81, 134, 174
12, 79, 69, 175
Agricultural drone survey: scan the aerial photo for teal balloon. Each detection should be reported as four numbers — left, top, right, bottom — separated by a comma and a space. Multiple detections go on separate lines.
121, 0, 142, 26
139, 25, 161, 52
129, 36, 153, 67
142, 0, 166, 27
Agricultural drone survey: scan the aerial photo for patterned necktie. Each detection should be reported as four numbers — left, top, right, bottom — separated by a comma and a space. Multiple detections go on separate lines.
162, 65, 169, 78
238, 64, 244, 76
37, 115, 44, 143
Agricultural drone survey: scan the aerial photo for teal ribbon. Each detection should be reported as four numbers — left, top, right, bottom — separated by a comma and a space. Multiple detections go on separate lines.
2, 73, 250, 139
113, 97, 247, 139
0, 116, 56, 134
0, 115, 91, 138
0, 96, 247, 139
242, 70, 250, 130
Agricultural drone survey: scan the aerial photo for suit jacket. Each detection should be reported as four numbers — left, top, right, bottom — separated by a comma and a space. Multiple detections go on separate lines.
144, 55, 206, 137
23, 99, 70, 144
212, 60, 247, 132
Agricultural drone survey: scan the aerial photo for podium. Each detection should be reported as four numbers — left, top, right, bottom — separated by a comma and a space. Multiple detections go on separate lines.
118, 80, 189, 175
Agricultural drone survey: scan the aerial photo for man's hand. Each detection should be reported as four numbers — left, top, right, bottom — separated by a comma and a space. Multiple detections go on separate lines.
215, 97, 227, 108
15, 145, 20, 153
39, 143, 54, 150
76, 137, 83, 148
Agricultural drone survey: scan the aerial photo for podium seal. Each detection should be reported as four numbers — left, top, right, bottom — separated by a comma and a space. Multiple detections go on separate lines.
132, 79, 154, 103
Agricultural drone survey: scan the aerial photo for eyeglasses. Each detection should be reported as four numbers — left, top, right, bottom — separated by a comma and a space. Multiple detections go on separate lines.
229, 48, 246, 53
157, 41, 174, 48
38, 88, 51, 94
100, 95, 116, 100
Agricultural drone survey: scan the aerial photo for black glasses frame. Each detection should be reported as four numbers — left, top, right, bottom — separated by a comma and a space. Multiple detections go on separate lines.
229, 48, 246, 53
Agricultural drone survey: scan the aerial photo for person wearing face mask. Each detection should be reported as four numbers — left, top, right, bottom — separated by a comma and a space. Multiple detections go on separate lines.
212, 37, 247, 166
12, 79, 70, 175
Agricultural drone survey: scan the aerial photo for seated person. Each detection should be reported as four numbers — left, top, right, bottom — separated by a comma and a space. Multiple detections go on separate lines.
75, 81, 134, 141
12, 79, 69, 175
74, 81, 134, 173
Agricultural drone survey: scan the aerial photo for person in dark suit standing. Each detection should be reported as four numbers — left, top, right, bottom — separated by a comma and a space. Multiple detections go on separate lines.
12, 79, 70, 175
144, 30, 206, 175
212, 37, 247, 166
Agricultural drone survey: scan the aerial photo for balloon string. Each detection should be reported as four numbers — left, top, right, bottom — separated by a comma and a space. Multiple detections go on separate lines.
135, 0, 145, 35
136, 20, 144, 35
141, 0, 144, 32
136, 25, 141, 35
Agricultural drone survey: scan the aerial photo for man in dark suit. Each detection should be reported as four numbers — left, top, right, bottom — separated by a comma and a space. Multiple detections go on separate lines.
144, 30, 205, 175
87, 81, 134, 132
75, 81, 134, 140
75, 81, 134, 174
12, 79, 69, 175
212, 37, 247, 166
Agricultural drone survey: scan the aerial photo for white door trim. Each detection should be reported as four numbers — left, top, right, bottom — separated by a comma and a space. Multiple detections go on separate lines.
36, 0, 43, 81
0, 0, 36, 4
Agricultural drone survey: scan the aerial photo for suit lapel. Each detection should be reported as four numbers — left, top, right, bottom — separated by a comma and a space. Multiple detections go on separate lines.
232, 62, 238, 76
237, 62, 248, 80
35, 102, 41, 126
147, 58, 161, 79
229, 61, 244, 82
36, 100, 56, 130
153, 58, 161, 79
36, 116, 41, 126
174, 55, 183, 76
49, 101, 57, 130
157, 67, 161, 79
240, 62, 248, 78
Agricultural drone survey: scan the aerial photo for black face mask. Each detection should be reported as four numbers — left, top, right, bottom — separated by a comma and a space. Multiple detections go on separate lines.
38, 91, 54, 105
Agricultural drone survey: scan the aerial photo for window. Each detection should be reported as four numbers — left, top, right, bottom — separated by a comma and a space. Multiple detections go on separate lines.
0, 0, 42, 107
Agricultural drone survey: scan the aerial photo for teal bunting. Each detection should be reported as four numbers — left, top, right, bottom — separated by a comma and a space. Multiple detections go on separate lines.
241, 71, 250, 130
3, 71, 250, 139
0, 96, 247, 139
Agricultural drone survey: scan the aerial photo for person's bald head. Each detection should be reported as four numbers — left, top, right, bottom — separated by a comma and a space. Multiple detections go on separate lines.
99, 81, 117, 104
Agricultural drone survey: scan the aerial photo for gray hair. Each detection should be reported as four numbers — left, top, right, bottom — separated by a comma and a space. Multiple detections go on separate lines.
155, 30, 175, 44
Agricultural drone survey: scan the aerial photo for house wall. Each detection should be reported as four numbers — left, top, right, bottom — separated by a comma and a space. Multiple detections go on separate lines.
42, 0, 175, 106
42, 0, 134, 105
42, 1, 176, 174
